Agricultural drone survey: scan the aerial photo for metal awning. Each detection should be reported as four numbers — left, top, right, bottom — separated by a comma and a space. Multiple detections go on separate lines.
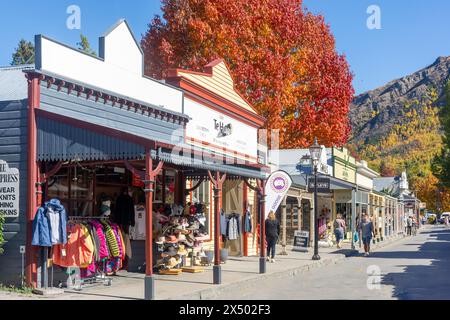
156, 148, 268, 179
37, 116, 145, 161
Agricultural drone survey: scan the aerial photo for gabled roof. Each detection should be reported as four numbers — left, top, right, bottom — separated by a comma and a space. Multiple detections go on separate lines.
168, 59, 258, 114
0, 65, 34, 101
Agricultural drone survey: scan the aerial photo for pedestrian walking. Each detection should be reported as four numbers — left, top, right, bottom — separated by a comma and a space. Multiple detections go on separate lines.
265, 211, 280, 263
407, 216, 413, 236
445, 216, 449, 227
333, 213, 346, 248
358, 213, 375, 256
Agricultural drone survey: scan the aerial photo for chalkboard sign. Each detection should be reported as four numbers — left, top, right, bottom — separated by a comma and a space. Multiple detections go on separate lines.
292, 230, 309, 252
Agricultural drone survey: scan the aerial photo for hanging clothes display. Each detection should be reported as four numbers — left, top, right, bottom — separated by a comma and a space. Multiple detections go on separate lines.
32, 199, 67, 247
226, 213, 241, 240
113, 189, 135, 231
244, 209, 252, 233
130, 204, 146, 240
53, 223, 94, 268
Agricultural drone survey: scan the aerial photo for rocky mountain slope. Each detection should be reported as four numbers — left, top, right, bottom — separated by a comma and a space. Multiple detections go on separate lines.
349, 56, 450, 146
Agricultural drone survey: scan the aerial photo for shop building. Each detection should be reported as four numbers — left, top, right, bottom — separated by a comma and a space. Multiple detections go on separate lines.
0, 20, 269, 298
355, 160, 380, 230
331, 147, 357, 243
374, 171, 421, 233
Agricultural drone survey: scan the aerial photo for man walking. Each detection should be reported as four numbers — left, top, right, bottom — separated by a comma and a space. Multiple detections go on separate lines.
407, 216, 413, 236
359, 213, 375, 257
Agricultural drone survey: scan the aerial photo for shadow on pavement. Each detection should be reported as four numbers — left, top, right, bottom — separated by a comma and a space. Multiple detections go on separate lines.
379, 227, 450, 300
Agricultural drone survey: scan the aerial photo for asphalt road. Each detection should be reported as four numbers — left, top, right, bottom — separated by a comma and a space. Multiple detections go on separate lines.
215, 225, 450, 300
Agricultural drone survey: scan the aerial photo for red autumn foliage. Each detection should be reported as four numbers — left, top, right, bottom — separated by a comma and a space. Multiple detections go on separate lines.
141, 0, 354, 148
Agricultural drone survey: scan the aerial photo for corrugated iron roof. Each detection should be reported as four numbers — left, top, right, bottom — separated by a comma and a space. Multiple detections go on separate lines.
0, 65, 34, 101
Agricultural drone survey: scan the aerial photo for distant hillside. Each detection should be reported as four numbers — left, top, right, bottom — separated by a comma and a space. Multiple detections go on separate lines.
349, 56, 450, 147
348, 57, 450, 210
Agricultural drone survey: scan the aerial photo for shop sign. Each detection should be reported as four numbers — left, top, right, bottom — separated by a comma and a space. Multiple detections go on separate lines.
264, 171, 292, 219
185, 98, 258, 162
292, 230, 309, 252
307, 177, 330, 193
332, 147, 356, 183
0, 160, 20, 217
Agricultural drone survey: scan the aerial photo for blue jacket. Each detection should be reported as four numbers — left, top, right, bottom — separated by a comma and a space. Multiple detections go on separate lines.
32, 199, 67, 247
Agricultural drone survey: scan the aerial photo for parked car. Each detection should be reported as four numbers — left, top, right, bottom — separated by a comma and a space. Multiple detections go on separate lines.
439, 212, 450, 224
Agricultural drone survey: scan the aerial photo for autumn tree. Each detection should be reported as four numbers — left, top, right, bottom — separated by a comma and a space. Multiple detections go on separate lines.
141, 0, 354, 148
433, 81, 450, 188
11, 39, 34, 65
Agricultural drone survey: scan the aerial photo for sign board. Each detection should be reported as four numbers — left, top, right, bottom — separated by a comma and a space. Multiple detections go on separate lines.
35, 21, 183, 114
0, 160, 20, 217
307, 177, 331, 193
184, 98, 258, 163
292, 230, 309, 252
264, 171, 292, 219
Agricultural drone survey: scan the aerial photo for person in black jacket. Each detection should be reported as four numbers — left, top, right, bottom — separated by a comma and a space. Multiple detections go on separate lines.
265, 211, 280, 263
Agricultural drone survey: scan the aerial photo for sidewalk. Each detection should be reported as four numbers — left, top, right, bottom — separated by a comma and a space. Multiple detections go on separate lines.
0, 231, 411, 300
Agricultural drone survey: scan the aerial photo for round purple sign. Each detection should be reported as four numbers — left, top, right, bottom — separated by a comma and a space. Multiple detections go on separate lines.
270, 173, 289, 193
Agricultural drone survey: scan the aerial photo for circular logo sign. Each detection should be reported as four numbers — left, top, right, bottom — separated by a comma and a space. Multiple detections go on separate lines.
270, 173, 289, 193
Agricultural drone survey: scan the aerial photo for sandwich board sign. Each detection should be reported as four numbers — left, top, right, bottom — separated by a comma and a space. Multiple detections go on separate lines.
0, 160, 20, 217
292, 230, 309, 252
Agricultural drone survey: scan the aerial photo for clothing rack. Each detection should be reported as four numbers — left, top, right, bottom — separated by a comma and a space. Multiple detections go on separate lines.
58, 216, 113, 290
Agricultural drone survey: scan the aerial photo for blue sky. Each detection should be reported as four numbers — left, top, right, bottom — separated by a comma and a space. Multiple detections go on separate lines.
1, 1, 450, 94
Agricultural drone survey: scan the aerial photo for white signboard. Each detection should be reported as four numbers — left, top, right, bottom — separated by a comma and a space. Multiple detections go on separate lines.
264, 171, 292, 219
36, 20, 183, 114
0, 160, 20, 217
184, 98, 258, 162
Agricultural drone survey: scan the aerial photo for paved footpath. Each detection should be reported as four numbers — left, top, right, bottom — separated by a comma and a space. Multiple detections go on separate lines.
214, 225, 450, 300
0, 227, 439, 300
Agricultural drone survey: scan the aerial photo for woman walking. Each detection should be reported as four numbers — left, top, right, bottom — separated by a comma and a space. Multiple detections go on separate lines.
265, 211, 280, 263
334, 213, 346, 248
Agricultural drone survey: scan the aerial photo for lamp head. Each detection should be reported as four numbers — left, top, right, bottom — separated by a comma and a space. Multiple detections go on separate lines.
309, 137, 322, 168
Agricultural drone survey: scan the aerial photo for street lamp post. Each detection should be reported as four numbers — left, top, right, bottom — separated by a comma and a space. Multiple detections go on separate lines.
309, 138, 322, 261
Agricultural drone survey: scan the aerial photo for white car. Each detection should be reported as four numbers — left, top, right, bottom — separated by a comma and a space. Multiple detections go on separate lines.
440, 212, 450, 223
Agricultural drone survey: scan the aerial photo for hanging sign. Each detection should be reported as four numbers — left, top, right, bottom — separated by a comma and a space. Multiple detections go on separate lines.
0, 160, 20, 217
307, 177, 330, 193
264, 171, 292, 219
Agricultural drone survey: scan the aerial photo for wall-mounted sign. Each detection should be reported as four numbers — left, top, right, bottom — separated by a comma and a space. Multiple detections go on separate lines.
185, 98, 258, 162
0, 160, 20, 217
265, 171, 292, 219
332, 147, 356, 184
292, 230, 309, 252
307, 177, 331, 193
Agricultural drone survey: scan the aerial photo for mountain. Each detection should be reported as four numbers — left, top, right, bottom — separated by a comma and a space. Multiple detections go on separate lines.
349, 56, 450, 146
348, 56, 450, 211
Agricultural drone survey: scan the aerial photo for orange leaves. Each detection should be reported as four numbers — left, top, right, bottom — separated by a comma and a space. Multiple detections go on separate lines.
141, 0, 354, 148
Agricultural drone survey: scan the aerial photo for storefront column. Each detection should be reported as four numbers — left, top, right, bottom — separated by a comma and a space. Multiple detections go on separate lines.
258, 179, 267, 273
25, 73, 41, 289
351, 188, 356, 250
144, 149, 164, 300
280, 196, 288, 255
208, 171, 226, 284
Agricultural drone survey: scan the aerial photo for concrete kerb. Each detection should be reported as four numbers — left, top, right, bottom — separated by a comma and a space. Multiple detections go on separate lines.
168, 233, 410, 300
168, 253, 349, 300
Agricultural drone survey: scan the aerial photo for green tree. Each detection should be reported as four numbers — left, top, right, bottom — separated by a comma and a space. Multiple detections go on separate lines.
433, 80, 450, 188
11, 39, 35, 65
77, 34, 96, 56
